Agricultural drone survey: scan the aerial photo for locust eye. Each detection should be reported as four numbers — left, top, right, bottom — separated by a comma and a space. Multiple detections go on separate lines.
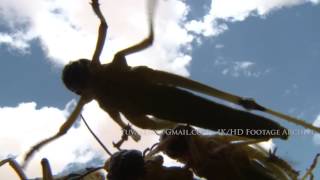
62, 59, 91, 95
107, 150, 145, 180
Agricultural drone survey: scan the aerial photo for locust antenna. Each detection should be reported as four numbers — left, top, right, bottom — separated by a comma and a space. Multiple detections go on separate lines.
80, 114, 112, 156
302, 153, 320, 180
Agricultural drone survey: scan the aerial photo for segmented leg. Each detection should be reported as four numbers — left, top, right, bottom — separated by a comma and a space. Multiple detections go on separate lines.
136, 67, 320, 134
0, 158, 27, 180
23, 97, 87, 167
302, 153, 320, 180
113, 0, 157, 62
91, 0, 108, 66
124, 113, 176, 130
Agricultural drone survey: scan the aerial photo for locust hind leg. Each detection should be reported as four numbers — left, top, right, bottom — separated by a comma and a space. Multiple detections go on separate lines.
123, 113, 177, 130
90, 0, 108, 66
136, 65, 320, 134
144, 85, 288, 139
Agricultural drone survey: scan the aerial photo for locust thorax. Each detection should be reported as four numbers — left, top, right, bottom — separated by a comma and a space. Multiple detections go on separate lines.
62, 59, 92, 95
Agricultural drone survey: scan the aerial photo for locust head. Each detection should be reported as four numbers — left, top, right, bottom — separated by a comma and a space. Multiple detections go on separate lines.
62, 59, 92, 95
107, 150, 145, 180
160, 125, 196, 160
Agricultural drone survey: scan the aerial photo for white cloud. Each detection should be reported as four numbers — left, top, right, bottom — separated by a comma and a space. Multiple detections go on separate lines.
1, 0, 318, 178
0, 32, 33, 52
214, 58, 270, 78
1, 0, 319, 67
284, 83, 299, 96
312, 115, 320, 145
215, 44, 224, 49
0, 0, 192, 178
0, 100, 159, 178
0, 101, 93, 178
0, 0, 192, 76
185, 0, 319, 37
185, 16, 228, 37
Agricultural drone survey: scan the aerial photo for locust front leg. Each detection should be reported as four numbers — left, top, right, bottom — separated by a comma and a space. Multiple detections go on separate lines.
23, 97, 87, 168
0, 158, 27, 180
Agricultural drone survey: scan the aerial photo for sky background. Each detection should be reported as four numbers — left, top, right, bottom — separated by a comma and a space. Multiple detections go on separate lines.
0, 0, 319, 179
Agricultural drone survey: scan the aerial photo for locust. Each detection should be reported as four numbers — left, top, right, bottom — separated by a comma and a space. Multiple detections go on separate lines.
146, 125, 319, 180
23, 0, 320, 167
105, 149, 193, 180
0, 158, 54, 180
0, 157, 106, 180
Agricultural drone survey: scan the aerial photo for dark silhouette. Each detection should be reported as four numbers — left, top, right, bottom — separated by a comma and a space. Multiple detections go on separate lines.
23, 0, 320, 167
106, 149, 193, 180
149, 125, 299, 180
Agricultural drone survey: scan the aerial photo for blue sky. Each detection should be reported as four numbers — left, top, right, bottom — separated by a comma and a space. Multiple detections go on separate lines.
0, 0, 319, 178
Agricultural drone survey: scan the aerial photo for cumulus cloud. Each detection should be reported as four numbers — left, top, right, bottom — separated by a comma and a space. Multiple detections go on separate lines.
215, 44, 224, 49
185, 0, 319, 37
1, 0, 318, 178
0, 0, 192, 75
1, 0, 319, 69
313, 115, 320, 145
213, 57, 270, 78
0, 101, 94, 178
0, 100, 160, 178
0, 32, 33, 52
0, 0, 192, 178
283, 84, 299, 96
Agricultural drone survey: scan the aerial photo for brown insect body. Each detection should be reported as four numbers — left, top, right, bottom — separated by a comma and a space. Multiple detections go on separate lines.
26, 0, 320, 167
63, 57, 288, 139
156, 125, 298, 180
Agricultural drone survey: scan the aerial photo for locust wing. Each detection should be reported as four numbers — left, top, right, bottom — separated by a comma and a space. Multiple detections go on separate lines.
132, 66, 320, 134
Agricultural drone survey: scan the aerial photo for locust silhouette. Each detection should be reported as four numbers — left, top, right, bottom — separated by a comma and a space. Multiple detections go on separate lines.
23, 0, 320, 167
105, 149, 194, 180
148, 125, 299, 180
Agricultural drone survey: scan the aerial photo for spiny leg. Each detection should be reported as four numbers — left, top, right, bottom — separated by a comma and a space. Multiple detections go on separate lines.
23, 97, 87, 168
113, 0, 157, 62
124, 113, 177, 130
0, 158, 27, 180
